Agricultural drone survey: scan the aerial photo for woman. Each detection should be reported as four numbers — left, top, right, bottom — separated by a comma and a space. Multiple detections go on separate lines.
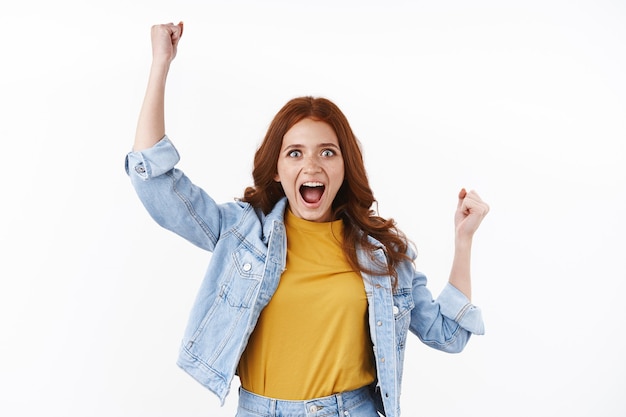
126, 22, 489, 417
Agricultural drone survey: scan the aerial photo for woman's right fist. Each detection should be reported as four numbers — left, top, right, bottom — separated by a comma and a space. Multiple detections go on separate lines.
150, 22, 184, 64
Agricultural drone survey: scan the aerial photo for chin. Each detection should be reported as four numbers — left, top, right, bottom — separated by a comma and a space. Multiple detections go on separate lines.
305, 209, 333, 222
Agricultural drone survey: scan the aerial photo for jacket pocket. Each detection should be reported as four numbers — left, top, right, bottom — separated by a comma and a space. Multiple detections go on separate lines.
219, 245, 264, 308
392, 288, 414, 349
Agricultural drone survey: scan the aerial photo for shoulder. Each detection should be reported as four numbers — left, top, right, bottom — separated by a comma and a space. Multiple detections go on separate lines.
219, 197, 288, 241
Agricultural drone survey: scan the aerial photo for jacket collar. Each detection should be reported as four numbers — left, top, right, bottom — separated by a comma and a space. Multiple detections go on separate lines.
261, 197, 289, 243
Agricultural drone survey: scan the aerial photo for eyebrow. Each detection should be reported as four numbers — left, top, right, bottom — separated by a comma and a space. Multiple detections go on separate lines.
282, 143, 341, 151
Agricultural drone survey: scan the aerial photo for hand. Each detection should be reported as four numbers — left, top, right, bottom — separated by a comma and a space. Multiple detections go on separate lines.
454, 188, 489, 241
150, 22, 184, 64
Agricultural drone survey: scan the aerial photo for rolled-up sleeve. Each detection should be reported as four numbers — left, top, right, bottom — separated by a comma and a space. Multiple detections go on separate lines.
437, 283, 485, 336
125, 136, 180, 180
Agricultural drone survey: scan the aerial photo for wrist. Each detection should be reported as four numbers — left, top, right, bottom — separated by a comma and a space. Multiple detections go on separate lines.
454, 235, 473, 252
150, 58, 171, 71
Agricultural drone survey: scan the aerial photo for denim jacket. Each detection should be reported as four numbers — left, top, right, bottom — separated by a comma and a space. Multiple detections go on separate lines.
125, 136, 485, 417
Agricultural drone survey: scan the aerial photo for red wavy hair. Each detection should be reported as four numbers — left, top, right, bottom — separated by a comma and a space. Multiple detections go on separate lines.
242, 96, 410, 281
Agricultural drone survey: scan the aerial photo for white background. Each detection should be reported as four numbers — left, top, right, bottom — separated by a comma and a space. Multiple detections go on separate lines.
1, 0, 625, 416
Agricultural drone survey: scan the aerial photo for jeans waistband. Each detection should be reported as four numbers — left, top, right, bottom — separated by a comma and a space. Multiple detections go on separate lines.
238, 385, 373, 417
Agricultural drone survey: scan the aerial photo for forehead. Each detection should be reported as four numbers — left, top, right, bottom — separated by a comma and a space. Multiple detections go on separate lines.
282, 118, 338, 146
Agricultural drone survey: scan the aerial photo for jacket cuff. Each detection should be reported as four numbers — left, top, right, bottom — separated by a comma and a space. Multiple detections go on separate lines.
125, 135, 180, 180
438, 283, 485, 335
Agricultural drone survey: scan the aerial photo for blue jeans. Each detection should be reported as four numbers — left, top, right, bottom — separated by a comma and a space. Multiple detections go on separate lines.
236, 386, 380, 417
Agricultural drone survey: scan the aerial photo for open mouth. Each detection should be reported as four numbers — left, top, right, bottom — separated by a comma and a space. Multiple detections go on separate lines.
299, 182, 325, 204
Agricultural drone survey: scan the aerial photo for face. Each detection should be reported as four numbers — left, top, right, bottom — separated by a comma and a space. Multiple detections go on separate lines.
274, 118, 345, 222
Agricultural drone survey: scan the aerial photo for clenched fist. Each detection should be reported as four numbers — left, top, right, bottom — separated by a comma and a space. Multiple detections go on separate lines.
150, 22, 184, 64
454, 188, 490, 241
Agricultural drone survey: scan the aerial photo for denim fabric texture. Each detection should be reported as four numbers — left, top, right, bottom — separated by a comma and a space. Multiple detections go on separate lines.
236, 386, 378, 417
126, 136, 485, 417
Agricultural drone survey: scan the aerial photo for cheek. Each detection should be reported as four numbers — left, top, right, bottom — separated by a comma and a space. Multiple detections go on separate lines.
334, 165, 346, 185
275, 165, 296, 186
274, 162, 286, 182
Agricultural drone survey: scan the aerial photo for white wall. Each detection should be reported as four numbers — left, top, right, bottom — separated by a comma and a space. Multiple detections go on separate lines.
1, 1, 625, 416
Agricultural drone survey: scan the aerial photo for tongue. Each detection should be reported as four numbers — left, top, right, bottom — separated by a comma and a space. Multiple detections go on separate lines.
301, 186, 324, 204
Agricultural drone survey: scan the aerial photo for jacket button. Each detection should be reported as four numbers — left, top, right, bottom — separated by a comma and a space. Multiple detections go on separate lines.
393, 305, 399, 315
377, 321, 382, 326
243, 263, 252, 272
135, 165, 146, 174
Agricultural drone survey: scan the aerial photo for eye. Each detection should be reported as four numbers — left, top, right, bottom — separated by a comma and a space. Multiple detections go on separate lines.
321, 149, 335, 157
288, 150, 302, 158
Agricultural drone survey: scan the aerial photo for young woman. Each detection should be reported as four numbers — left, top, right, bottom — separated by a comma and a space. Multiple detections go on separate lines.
126, 22, 490, 417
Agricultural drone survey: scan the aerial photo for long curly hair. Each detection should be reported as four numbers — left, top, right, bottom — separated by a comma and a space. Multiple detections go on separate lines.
242, 96, 410, 282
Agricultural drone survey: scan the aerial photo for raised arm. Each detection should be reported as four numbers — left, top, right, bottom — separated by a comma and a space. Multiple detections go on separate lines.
133, 22, 184, 151
447, 188, 490, 300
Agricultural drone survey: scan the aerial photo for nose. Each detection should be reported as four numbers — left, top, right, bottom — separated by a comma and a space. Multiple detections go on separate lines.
303, 155, 322, 173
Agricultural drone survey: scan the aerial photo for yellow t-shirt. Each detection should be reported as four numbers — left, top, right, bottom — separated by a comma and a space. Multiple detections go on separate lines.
238, 209, 375, 400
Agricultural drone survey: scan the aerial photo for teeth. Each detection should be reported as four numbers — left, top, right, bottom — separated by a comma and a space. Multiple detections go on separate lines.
302, 182, 324, 187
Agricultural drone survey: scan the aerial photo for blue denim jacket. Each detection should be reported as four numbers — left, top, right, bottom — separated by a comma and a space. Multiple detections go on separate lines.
125, 136, 484, 417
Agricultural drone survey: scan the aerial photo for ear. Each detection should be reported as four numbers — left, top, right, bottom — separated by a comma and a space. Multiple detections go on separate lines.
274, 173, 281, 182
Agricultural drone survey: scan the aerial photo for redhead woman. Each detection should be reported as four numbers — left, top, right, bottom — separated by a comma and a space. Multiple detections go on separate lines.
126, 22, 490, 417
